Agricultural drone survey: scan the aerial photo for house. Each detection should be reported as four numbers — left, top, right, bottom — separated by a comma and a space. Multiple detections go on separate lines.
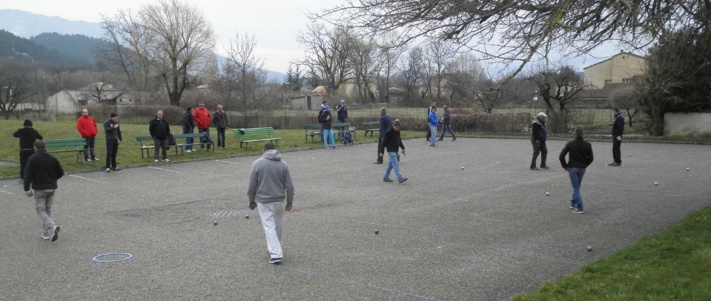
46, 83, 136, 115
584, 51, 647, 90
288, 86, 327, 110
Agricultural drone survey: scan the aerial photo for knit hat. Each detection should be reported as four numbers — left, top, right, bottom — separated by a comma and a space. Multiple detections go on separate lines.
324, 105, 330, 110
380, 107, 386, 114
110, 112, 117, 118
340, 99, 345, 103
23, 119, 32, 127
392, 119, 401, 127
187, 106, 193, 112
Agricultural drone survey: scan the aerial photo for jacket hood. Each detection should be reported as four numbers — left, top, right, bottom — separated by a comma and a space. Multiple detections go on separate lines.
262, 149, 282, 161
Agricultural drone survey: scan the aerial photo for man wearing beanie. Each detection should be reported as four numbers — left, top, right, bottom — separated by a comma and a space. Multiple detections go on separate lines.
374, 107, 391, 164
103, 113, 122, 172
183, 106, 196, 153
13, 119, 43, 182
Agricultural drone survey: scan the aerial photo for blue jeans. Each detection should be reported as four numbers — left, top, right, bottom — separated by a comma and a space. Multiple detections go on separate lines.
183, 127, 194, 150
384, 152, 403, 180
429, 125, 438, 146
323, 129, 336, 148
568, 167, 586, 211
440, 124, 456, 140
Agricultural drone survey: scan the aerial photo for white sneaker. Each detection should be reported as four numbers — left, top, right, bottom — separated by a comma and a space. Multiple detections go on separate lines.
105, 168, 111, 173
154, 159, 159, 163
185, 149, 192, 153
164, 159, 170, 162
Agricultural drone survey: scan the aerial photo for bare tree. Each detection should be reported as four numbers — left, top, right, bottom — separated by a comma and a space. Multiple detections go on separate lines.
0, 60, 33, 119
426, 40, 456, 100
216, 33, 269, 112
397, 46, 425, 106
297, 24, 353, 94
315, 0, 706, 82
373, 32, 406, 102
446, 53, 486, 105
526, 66, 586, 132
609, 85, 641, 127
348, 35, 378, 102
101, 0, 215, 106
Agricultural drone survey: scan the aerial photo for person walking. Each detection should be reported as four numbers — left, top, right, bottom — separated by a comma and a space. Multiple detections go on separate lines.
428, 106, 439, 147
193, 101, 211, 150
76, 108, 99, 162
212, 104, 229, 149
319, 105, 337, 149
374, 107, 391, 164
425, 100, 437, 143
23, 140, 64, 242
183, 107, 196, 153
13, 119, 43, 182
530, 112, 549, 170
336, 99, 348, 137
247, 142, 295, 265
438, 103, 456, 141
103, 113, 122, 172
149, 110, 171, 163
379, 119, 407, 183
607, 107, 625, 166
559, 126, 594, 214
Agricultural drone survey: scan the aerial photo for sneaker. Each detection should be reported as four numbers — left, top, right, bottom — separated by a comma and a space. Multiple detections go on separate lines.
572, 208, 585, 214
268, 258, 282, 264
540, 165, 550, 170
85, 159, 92, 162
185, 149, 192, 153
607, 162, 621, 166
50, 225, 60, 242
383, 178, 393, 182
437, 139, 443, 141
93, 157, 100, 161
154, 159, 159, 163
112, 167, 121, 171
398, 178, 408, 184
164, 159, 170, 162
41, 229, 51, 240
332, 146, 337, 149
530, 166, 539, 170
452, 138, 456, 141
105, 168, 111, 173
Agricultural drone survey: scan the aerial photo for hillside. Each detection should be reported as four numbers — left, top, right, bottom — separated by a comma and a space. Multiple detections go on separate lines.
0, 30, 92, 67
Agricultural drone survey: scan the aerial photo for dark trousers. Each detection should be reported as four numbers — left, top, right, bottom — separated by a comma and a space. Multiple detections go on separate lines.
199, 128, 211, 150
376, 136, 384, 163
154, 138, 167, 160
216, 127, 226, 148
612, 138, 622, 164
106, 139, 119, 169
337, 119, 346, 137
531, 141, 548, 168
83, 136, 96, 160
425, 124, 431, 141
19, 149, 33, 178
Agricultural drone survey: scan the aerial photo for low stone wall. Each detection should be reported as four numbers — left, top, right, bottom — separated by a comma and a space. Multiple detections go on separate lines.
664, 113, 711, 136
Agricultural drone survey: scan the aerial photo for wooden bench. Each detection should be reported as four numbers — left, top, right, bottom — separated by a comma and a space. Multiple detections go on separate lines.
303, 124, 322, 142
332, 122, 356, 140
233, 127, 282, 148
172, 133, 215, 154
362, 121, 380, 137
135, 135, 182, 158
44, 138, 88, 163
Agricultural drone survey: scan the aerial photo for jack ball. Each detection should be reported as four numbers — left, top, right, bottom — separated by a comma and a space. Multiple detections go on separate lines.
374, 230, 379, 235
213, 221, 218, 225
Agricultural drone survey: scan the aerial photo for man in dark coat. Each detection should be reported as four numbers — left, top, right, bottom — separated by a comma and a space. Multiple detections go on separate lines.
23, 140, 64, 242
559, 126, 594, 214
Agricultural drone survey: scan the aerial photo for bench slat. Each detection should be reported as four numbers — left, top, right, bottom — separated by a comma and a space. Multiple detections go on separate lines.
233, 127, 281, 148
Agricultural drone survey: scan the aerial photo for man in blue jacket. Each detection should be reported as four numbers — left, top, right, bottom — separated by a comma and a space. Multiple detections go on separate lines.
428, 106, 439, 147
530, 112, 549, 170
607, 107, 625, 166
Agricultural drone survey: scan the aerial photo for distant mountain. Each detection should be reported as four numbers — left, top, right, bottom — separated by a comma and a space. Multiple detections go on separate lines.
0, 30, 92, 66
0, 9, 103, 38
30, 33, 108, 64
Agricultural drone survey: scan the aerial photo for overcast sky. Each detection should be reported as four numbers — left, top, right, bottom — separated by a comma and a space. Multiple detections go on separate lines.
1, 0, 337, 73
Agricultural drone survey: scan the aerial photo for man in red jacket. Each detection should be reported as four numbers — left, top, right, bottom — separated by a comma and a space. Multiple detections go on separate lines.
193, 101, 212, 150
76, 108, 99, 161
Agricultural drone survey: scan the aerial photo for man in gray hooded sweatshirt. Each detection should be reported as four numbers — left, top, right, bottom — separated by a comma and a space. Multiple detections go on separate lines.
247, 142, 294, 264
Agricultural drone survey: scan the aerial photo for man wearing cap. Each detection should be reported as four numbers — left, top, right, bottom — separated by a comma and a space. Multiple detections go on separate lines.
336, 99, 348, 137
374, 107, 391, 164
319, 105, 337, 149
193, 101, 211, 151
183, 107, 196, 153
379, 119, 407, 183
530, 112, 549, 170
426, 100, 437, 143
13, 119, 43, 182
438, 104, 456, 141
428, 106, 439, 147
104, 113, 122, 172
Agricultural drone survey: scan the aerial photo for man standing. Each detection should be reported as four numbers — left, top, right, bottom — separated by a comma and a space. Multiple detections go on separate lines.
23, 140, 64, 242
530, 112, 549, 170
319, 105, 337, 149
247, 142, 294, 265
425, 100, 437, 143
428, 106, 439, 147
183, 107, 196, 153
13, 119, 43, 182
212, 104, 229, 149
559, 126, 594, 214
193, 101, 211, 150
149, 110, 171, 163
374, 107, 391, 164
608, 107, 625, 166
379, 119, 407, 183
438, 104, 456, 141
104, 113, 122, 172
336, 99, 348, 137
76, 108, 99, 162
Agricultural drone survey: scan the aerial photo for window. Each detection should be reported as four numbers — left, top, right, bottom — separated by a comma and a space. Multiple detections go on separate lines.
622, 78, 630, 83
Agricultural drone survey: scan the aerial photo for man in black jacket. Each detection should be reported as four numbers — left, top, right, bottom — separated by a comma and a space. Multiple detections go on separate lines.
608, 107, 625, 166
379, 119, 407, 183
149, 110, 171, 163
13, 119, 43, 181
530, 112, 549, 170
104, 113, 122, 172
559, 126, 594, 214
23, 140, 64, 242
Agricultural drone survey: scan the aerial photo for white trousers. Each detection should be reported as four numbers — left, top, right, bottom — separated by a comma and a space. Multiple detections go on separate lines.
257, 201, 285, 259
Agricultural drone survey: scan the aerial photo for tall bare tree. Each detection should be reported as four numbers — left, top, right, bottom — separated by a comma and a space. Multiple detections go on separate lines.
215, 33, 269, 112
373, 33, 406, 102
526, 66, 586, 132
316, 0, 707, 81
0, 60, 33, 119
348, 35, 378, 102
297, 24, 353, 94
397, 46, 425, 106
426, 40, 456, 100
101, 0, 215, 106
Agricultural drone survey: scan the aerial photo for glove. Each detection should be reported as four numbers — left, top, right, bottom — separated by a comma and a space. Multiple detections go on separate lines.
616, 136, 622, 141
24, 190, 33, 197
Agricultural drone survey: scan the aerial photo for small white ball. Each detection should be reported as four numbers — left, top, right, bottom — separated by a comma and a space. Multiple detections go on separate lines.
587, 246, 592, 251
654, 182, 658, 186
461, 167, 464, 170
686, 168, 690, 171
545, 192, 550, 196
